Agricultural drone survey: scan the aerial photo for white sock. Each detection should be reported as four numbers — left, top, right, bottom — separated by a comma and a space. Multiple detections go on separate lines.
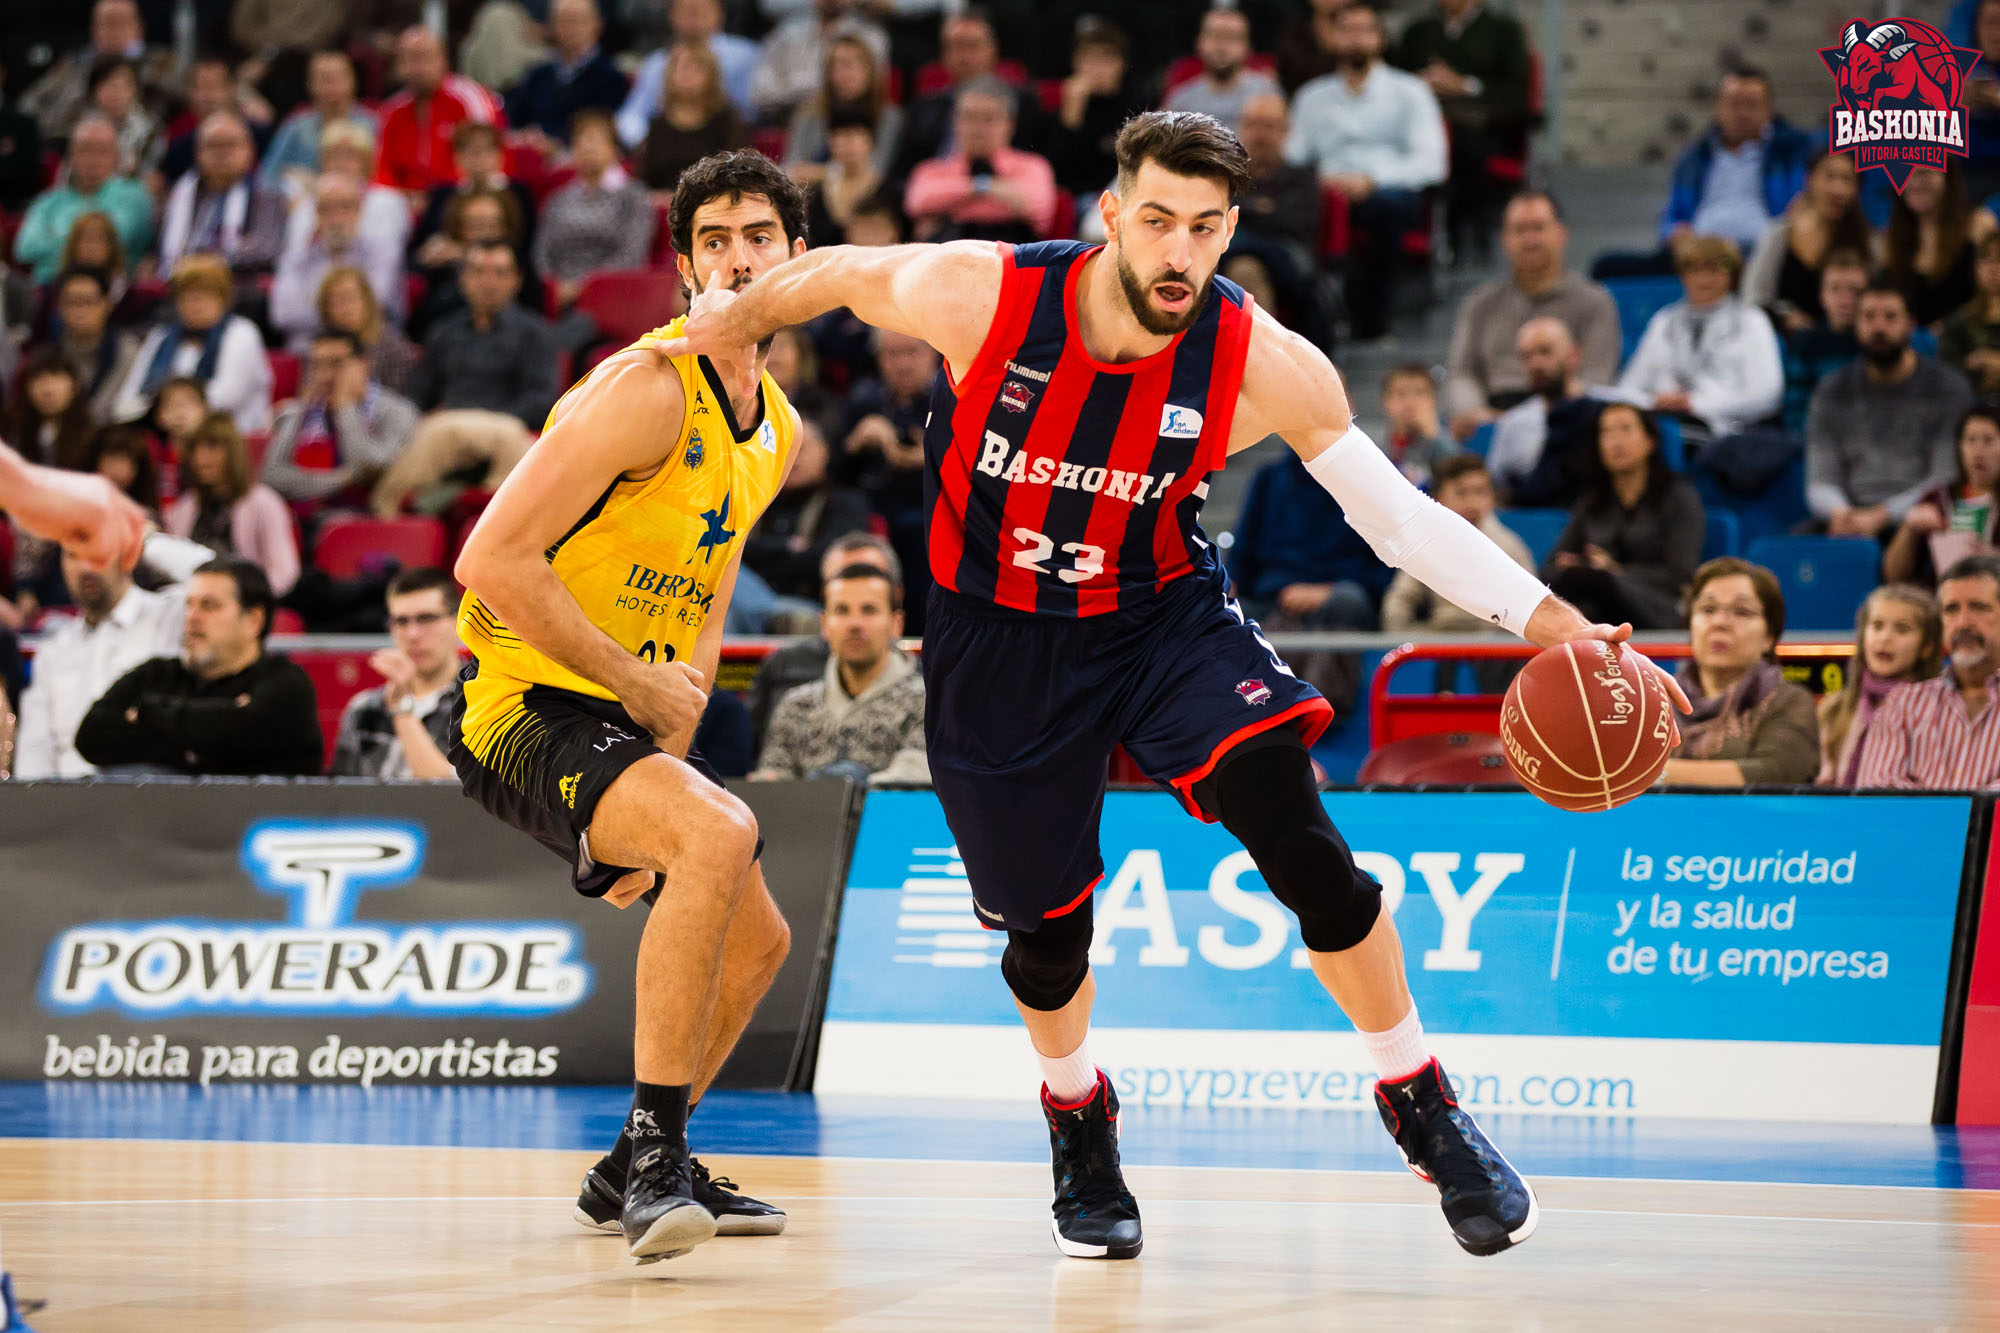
1359, 1006, 1430, 1083
1036, 1037, 1099, 1104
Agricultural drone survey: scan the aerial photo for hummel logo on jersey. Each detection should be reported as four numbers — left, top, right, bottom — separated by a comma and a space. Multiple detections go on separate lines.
558, 773, 582, 808
1003, 360, 1051, 383
1159, 405, 1204, 439
975, 431, 1176, 504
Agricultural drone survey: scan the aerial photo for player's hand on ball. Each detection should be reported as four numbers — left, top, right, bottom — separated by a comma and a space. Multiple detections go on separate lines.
1551, 616, 1692, 722
624, 660, 709, 749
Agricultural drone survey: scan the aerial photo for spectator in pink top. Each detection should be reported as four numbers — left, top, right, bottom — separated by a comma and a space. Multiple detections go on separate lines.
903, 78, 1056, 245
163, 411, 300, 598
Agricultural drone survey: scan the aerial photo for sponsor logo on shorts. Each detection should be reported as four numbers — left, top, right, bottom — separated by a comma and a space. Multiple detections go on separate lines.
1235, 678, 1273, 707
974, 901, 1005, 923
559, 773, 581, 808
1160, 405, 1204, 439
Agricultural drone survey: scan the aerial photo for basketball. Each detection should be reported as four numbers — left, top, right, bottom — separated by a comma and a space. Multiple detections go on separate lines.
1499, 639, 1675, 812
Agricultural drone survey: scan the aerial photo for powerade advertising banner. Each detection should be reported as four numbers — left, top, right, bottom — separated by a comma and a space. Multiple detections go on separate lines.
1, 779, 853, 1089
817, 791, 1971, 1122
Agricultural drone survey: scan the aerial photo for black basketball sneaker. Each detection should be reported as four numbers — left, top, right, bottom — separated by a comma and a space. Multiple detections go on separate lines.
1375, 1058, 1539, 1257
621, 1138, 717, 1264
1042, 1072, 1143, 1260
576, 1152, 787, 1236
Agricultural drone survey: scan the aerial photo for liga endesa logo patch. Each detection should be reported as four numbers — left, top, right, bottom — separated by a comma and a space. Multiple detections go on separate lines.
1823, 18, 1982, 189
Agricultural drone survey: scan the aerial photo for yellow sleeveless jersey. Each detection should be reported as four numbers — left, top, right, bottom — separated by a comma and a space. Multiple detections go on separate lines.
457, 317, 795, 750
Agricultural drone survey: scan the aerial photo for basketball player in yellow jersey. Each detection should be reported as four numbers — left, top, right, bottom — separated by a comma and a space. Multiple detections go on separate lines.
450, 152, 808, 1267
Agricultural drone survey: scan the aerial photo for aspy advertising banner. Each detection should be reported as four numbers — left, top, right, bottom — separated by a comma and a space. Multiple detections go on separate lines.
816, 791, 1971, 1121
2, 779, 853, 1089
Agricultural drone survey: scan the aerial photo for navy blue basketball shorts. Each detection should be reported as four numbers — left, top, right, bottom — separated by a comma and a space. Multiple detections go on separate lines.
922, 575, 1332, 934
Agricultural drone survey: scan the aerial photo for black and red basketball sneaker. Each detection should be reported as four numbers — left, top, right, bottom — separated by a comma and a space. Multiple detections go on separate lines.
1041, 1072, 1143, 1260
576, 1150, 787, 1236
1375, 1058, 1539, 1257
621, 1139, 716, 1264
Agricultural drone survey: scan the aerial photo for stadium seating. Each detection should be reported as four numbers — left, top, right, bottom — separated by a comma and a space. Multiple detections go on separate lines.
1693, 452, 1808, 547
1497, 507, 1568, 567
1601, 274, 1683, 365
268, 351, 300, 402
573, 269, 685, 347
1357, 730, 1516, 786
313, 516, 446, 579
1744, 535, 1880, 631
1702, 507, 1741, 561
1464, 420, 1495, 458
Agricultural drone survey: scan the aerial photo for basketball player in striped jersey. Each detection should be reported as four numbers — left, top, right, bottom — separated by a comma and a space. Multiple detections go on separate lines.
662, 113, 1690, 1261
451, 152, 807, 1265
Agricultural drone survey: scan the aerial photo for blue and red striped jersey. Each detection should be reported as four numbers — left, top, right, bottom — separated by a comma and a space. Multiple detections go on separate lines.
922, 240, 1255, 617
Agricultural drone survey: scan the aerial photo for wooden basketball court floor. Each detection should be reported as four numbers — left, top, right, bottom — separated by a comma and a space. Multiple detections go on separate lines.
4, 1083, 2000, 1330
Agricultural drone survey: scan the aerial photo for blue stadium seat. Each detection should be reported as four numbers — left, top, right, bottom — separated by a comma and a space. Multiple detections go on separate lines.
1701, 508, 1741, 561
1743, 535, 1880, 631
1602, 275, 1685, 366
1498, 507, 1569, 569
1693, 453, 1808, 548
1465, 420, 1495, 458
1656, 413, 1685, 471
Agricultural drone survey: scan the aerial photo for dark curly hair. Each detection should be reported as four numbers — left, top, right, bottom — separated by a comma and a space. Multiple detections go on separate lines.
667, 149, 809, 263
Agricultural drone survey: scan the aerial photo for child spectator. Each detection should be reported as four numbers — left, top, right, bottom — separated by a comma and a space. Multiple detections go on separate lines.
145, 377, 208, 507
1818, 584, 1943, 785
1377, 364, 1458, 486
1381, 455, 1532, 632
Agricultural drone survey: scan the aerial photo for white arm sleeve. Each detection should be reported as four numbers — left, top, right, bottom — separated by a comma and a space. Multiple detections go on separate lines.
1301, 426, 1554, 638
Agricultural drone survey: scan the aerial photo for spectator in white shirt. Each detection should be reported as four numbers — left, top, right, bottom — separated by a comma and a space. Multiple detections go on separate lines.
1616, 233, 1784, 445
1283, 2, 1448, 340
271, 173, 404, 351
280, 121, 414, 268
1162, 9, 1279, 133
13, 530, 212, 778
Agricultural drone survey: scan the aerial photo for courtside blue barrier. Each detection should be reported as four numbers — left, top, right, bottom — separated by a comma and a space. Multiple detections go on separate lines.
816, 790, 1978, 1123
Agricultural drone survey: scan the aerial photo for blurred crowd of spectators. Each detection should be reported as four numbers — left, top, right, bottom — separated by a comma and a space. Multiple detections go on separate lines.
3, 0, 1999, 792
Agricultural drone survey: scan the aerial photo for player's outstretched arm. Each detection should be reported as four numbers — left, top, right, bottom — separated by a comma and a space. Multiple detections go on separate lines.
0, 441, 147, 571
1232, 314, 1692, 709
653, 241, 1002, 377
454, 357, 710, 741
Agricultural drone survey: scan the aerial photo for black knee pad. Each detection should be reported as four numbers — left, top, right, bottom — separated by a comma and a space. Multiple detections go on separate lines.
1211, 739, 1382, 953
1000, 900, 1094, 1012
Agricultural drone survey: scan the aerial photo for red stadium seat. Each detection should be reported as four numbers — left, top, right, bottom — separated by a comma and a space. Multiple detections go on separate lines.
1358, 731, 1516, 786
293, 649, 382, 766
270, 607, 306, 635
313, 516, 446, 579
242, 432, 271, 471
574, 268, 684, 346
751, 126, 788, 161
1047, 189, 1076, 239
650, 198, 676, 267
268, 351, 300, 402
